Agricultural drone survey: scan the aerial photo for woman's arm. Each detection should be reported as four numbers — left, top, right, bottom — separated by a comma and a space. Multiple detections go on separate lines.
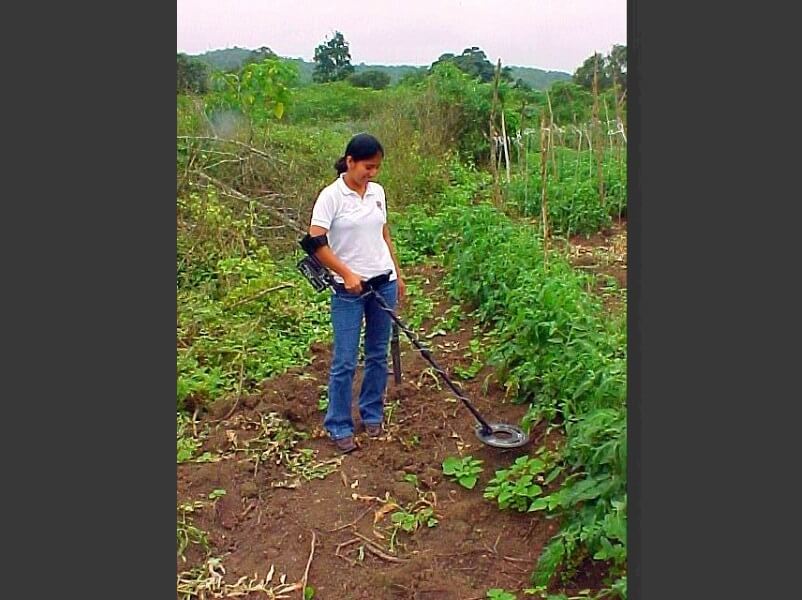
308, 225, 363, 293
382, 224, 406, 305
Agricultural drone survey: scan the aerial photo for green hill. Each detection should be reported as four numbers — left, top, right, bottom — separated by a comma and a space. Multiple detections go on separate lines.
189, 47, 570, 90
191, 47, 253, 71
508, 66, 571, 89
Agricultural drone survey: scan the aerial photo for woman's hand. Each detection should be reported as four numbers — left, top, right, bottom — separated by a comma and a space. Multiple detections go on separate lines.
396, 276, 406, 307
343, 272, 363, 294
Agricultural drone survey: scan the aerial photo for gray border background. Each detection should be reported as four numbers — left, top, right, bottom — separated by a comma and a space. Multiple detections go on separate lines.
4, 2, 801, 597
630, 1, 800, 598
4, 4, 177, 596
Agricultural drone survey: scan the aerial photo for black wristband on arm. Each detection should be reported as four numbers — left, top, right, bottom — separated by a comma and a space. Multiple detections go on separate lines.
299, 233, 329, 255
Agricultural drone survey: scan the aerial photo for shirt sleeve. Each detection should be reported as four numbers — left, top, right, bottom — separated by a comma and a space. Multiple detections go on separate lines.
310, 189, 336, 230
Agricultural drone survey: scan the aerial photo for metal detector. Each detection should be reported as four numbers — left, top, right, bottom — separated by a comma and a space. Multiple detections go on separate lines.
297, 254, 529, 449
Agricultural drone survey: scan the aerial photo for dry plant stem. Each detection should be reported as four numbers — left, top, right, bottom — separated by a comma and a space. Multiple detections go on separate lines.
226, 283, 295, 310
300, 530, 316, 598
192, 171, 306, 234
327, 506, 374, 532
363, 543, 407, 563
177, 135, 286, 164
334, 538, 360, 566
502, 555, 530, 563
350, 531, 407, 562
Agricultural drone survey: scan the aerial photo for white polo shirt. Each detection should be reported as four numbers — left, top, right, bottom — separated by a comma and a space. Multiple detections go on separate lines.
310, 175, 397, 283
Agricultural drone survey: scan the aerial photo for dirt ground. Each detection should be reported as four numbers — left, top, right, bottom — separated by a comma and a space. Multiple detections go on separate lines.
563, 217, 627, 314
177, 225, 626, 599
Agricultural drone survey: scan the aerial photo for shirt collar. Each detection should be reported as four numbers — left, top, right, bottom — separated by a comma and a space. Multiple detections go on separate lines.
337, 174, 375, 198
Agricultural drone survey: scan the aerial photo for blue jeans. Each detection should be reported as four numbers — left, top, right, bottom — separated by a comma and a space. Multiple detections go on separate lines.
324, 280, 398, 440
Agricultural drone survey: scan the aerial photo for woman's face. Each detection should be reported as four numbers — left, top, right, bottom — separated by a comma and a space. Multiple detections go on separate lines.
346, 153, 382, 187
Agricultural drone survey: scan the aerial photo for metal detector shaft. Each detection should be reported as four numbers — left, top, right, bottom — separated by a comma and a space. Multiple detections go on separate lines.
368, 290, 493, 435
390, 324, 401, 384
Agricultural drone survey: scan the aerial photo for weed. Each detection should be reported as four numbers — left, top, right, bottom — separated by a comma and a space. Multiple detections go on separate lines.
488, 589, 517, 600
177, 501, 209, 561
442, 455, 484, 489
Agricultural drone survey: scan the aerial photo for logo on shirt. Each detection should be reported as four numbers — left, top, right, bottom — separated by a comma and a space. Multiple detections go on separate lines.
376, 201, 382, 210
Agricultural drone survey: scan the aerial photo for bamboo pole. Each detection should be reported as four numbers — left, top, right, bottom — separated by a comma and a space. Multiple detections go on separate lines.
489, 59, 502, 205
591, 54, 605, 206
546, 91, 558, 182
539, 113, 550, 260
501, 109, 511, 185
521, 104, 528, 212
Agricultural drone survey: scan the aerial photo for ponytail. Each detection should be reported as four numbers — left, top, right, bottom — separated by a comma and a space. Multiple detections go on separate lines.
334, 156, 348, 175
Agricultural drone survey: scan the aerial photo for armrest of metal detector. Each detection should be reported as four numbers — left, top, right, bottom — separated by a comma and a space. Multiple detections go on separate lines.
297, 254, 336, 293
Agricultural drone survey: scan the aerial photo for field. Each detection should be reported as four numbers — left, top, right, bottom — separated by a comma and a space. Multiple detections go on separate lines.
177, 56, 627, 600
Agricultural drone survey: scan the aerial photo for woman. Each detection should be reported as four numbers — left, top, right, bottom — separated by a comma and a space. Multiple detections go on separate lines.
306, 133, 406, 453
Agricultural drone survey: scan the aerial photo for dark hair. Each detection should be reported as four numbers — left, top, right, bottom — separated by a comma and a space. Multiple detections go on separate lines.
334, 133, 384, 174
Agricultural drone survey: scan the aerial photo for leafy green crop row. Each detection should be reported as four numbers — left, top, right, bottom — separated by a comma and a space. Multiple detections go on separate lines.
505, 146, 626, 236
392, 163, 627, 597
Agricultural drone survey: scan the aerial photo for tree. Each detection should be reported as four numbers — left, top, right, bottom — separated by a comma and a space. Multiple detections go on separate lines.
177, 53, 210, 94
313, 31, 355, 83
430, 47, 513, 83
607, 44, 627, 92
242, 46, 278, 68
514, 78, 533, 91
208, 58, 298, 125
548, 81, 594, 123
573, 52, 609, 90
573, 45, 627, 92
348, 70, 391, 90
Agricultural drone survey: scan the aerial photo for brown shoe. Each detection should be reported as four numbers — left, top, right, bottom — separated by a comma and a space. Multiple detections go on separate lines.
364, 424, 383, 438
333, 436, 357, 454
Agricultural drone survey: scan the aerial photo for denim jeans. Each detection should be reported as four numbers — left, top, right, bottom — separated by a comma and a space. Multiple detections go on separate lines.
324, 279, 398, 440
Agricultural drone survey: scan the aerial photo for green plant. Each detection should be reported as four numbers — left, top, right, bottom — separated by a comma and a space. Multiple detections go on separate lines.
484, 455, 549, 512
438, 305, 465, 332
206, 57, 297, 125
317, 385, 329, 411
402, 473, 420, 486
388, 505, 438, 552
177, 501, 209, 560
208, 489, 226, 501
391, 506, 438, 532
402, 276, 436, 330
454, 338, 485, 379
442, 455, 484, 489
177, 412, 205, 463
487, 589, 517, 600
390, 163, 627, 592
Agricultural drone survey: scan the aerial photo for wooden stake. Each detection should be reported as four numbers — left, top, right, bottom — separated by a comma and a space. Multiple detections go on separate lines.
501, 109, 511, 185
539, 113, 550, 262
546, 90, 558, 181
521, 104, 529, 211
591, 54, 605, 206
489, 59, 502, 205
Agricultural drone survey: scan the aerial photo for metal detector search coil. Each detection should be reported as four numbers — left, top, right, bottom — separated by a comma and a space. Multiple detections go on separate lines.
475, 423, 529, 449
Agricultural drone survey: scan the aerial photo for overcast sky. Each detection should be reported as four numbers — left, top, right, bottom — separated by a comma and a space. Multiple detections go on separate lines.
177, 0, 626, 73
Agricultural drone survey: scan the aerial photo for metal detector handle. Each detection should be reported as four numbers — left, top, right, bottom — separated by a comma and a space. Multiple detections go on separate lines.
390, 324, 401, 384
361, 270, 393, 291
